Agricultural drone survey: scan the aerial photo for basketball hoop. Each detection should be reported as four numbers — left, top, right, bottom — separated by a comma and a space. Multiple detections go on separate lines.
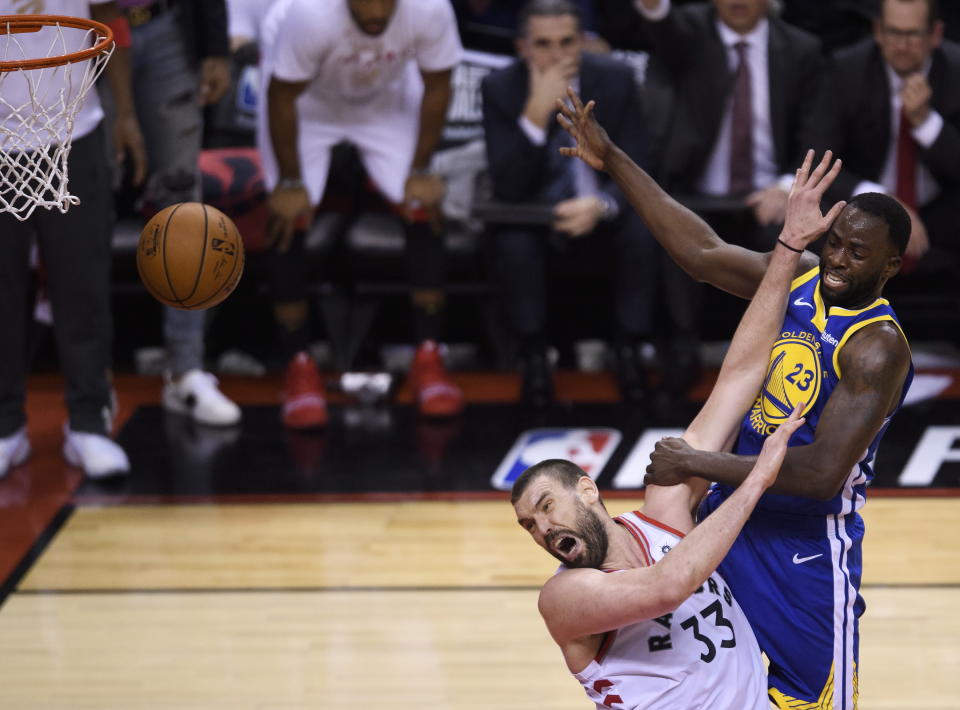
0, 15, 114, 221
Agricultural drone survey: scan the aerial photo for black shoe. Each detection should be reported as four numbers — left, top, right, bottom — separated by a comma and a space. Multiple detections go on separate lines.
521, 349, 553, 408
615, 343, 650, 403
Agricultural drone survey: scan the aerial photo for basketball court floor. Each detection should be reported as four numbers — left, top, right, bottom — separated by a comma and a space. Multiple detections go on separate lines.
0, 365, 958, 708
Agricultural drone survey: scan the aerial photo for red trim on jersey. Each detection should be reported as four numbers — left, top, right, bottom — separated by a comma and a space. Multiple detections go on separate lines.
633, 511, 686, 539
614, 515, 654, 566
594, 629, 618, 663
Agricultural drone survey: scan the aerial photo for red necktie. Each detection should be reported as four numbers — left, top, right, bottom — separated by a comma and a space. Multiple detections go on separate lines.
895, 107, 919, 273
895, 107, 917, 209
729, 41, 754, 195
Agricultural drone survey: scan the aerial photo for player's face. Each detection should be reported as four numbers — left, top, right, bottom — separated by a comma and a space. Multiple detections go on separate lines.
514, 476, 609, 569
517, 14, 583, 74
818, 206, 901, 309
713, 0, 769, 35
875, 0, 943, 77
347, 0, 396, 36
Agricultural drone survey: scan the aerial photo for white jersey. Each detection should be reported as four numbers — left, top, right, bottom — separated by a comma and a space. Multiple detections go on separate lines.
258, 0, 462, 203
226, 0, 276, 43
569, 511, 767, 710
0, 0, 109, 148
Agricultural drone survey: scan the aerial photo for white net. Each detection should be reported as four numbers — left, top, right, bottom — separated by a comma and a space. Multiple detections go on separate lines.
0, 18, 114, 221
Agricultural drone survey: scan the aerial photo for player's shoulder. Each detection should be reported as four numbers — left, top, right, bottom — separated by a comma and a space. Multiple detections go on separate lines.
838, 319, 911, 378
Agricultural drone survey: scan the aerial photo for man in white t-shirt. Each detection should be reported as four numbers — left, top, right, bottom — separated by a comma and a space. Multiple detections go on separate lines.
511, 151, 844, 709
257, 0, 465, 428
0, 0, 146, 479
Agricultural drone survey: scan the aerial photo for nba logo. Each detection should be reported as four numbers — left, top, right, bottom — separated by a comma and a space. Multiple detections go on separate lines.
491, 428, 622, 491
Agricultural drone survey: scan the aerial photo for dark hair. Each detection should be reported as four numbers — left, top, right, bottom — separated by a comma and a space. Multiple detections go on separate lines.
518, 0, 582, 37
879, 0, 940, 28
847, 192, 910, 256
510, 458, 588, 505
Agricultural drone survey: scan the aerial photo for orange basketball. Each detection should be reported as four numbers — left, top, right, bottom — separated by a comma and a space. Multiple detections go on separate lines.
136, 202, 245, 310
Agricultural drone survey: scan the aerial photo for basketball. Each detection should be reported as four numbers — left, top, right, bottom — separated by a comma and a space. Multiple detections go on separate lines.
136, 202, 245, 310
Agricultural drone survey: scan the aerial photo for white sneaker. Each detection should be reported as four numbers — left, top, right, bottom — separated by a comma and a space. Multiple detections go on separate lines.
162, 370, 241, 426
63, 427, 130, 479
0, 427, 30, 478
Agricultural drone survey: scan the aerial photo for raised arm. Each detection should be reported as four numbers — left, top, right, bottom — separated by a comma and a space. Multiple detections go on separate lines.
556, 88, 819, 298
643, 151, 845, 528
540, 408, 805, 646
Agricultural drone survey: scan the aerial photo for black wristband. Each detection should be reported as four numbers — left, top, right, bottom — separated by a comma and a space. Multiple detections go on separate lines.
777, 238, 804, 254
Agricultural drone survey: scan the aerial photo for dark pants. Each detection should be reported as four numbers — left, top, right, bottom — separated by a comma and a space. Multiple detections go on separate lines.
0, 125, 114, 436
491, 207, 657, 341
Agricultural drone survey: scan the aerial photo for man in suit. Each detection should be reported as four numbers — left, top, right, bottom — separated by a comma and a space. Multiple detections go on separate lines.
629, 0, 825, 399
481, 0, 658, 406
814, 0, 960, 270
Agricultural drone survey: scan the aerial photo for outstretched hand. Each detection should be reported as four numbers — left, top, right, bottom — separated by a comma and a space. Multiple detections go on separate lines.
749, 403, 806, 490
779, 149, 846, 251
555, 87, 612, 172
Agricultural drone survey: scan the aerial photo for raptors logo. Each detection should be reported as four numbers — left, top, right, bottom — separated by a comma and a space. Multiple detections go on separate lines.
749, 332, 822, 435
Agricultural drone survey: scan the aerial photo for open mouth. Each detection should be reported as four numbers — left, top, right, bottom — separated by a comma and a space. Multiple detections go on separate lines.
549, 533, 582, 562
823, 270, 847, 289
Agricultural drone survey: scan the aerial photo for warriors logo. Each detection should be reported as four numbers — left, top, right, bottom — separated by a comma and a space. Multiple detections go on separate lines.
749, 333, 822, 435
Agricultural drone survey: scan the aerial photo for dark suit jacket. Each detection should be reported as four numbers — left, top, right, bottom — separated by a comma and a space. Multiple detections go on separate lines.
813, 38, 960, 204
639, 4, 823, 193
480, 52, 649, 213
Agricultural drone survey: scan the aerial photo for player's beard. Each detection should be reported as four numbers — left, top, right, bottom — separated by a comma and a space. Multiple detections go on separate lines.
550, 499, 609, 569
819, 261, 886, 310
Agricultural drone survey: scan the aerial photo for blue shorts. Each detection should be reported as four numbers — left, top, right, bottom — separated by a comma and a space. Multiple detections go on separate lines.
700, 488, 865, 709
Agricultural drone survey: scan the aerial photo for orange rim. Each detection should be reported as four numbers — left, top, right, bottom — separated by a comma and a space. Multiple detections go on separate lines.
0, 14, 113, 73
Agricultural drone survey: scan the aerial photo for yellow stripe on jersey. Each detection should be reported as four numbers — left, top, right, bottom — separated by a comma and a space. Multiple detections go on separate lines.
828, 297, 890, 317
811, 279, 828, 333
768, 662, 859, 710
832, 314, 909, 378
790, 266, 820, 292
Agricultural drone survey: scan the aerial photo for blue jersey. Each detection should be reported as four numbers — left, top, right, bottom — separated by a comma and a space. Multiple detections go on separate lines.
730, 266, 914, 516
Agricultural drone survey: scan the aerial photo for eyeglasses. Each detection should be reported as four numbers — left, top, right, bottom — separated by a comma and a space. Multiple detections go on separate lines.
881, 25, 930, 42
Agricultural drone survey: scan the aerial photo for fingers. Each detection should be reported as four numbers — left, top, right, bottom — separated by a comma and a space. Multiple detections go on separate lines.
778, 402, 806, 435
584, 99, 596, 121
817, 157, 842, 194
823, 200, 846, 226
567, 86, 583, 111
807, 149, 833, 185
555, 97, 574, 121
795, 149, 815, 187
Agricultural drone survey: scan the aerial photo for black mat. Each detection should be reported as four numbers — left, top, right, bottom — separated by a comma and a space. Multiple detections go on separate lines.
76, 398, 960, 498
